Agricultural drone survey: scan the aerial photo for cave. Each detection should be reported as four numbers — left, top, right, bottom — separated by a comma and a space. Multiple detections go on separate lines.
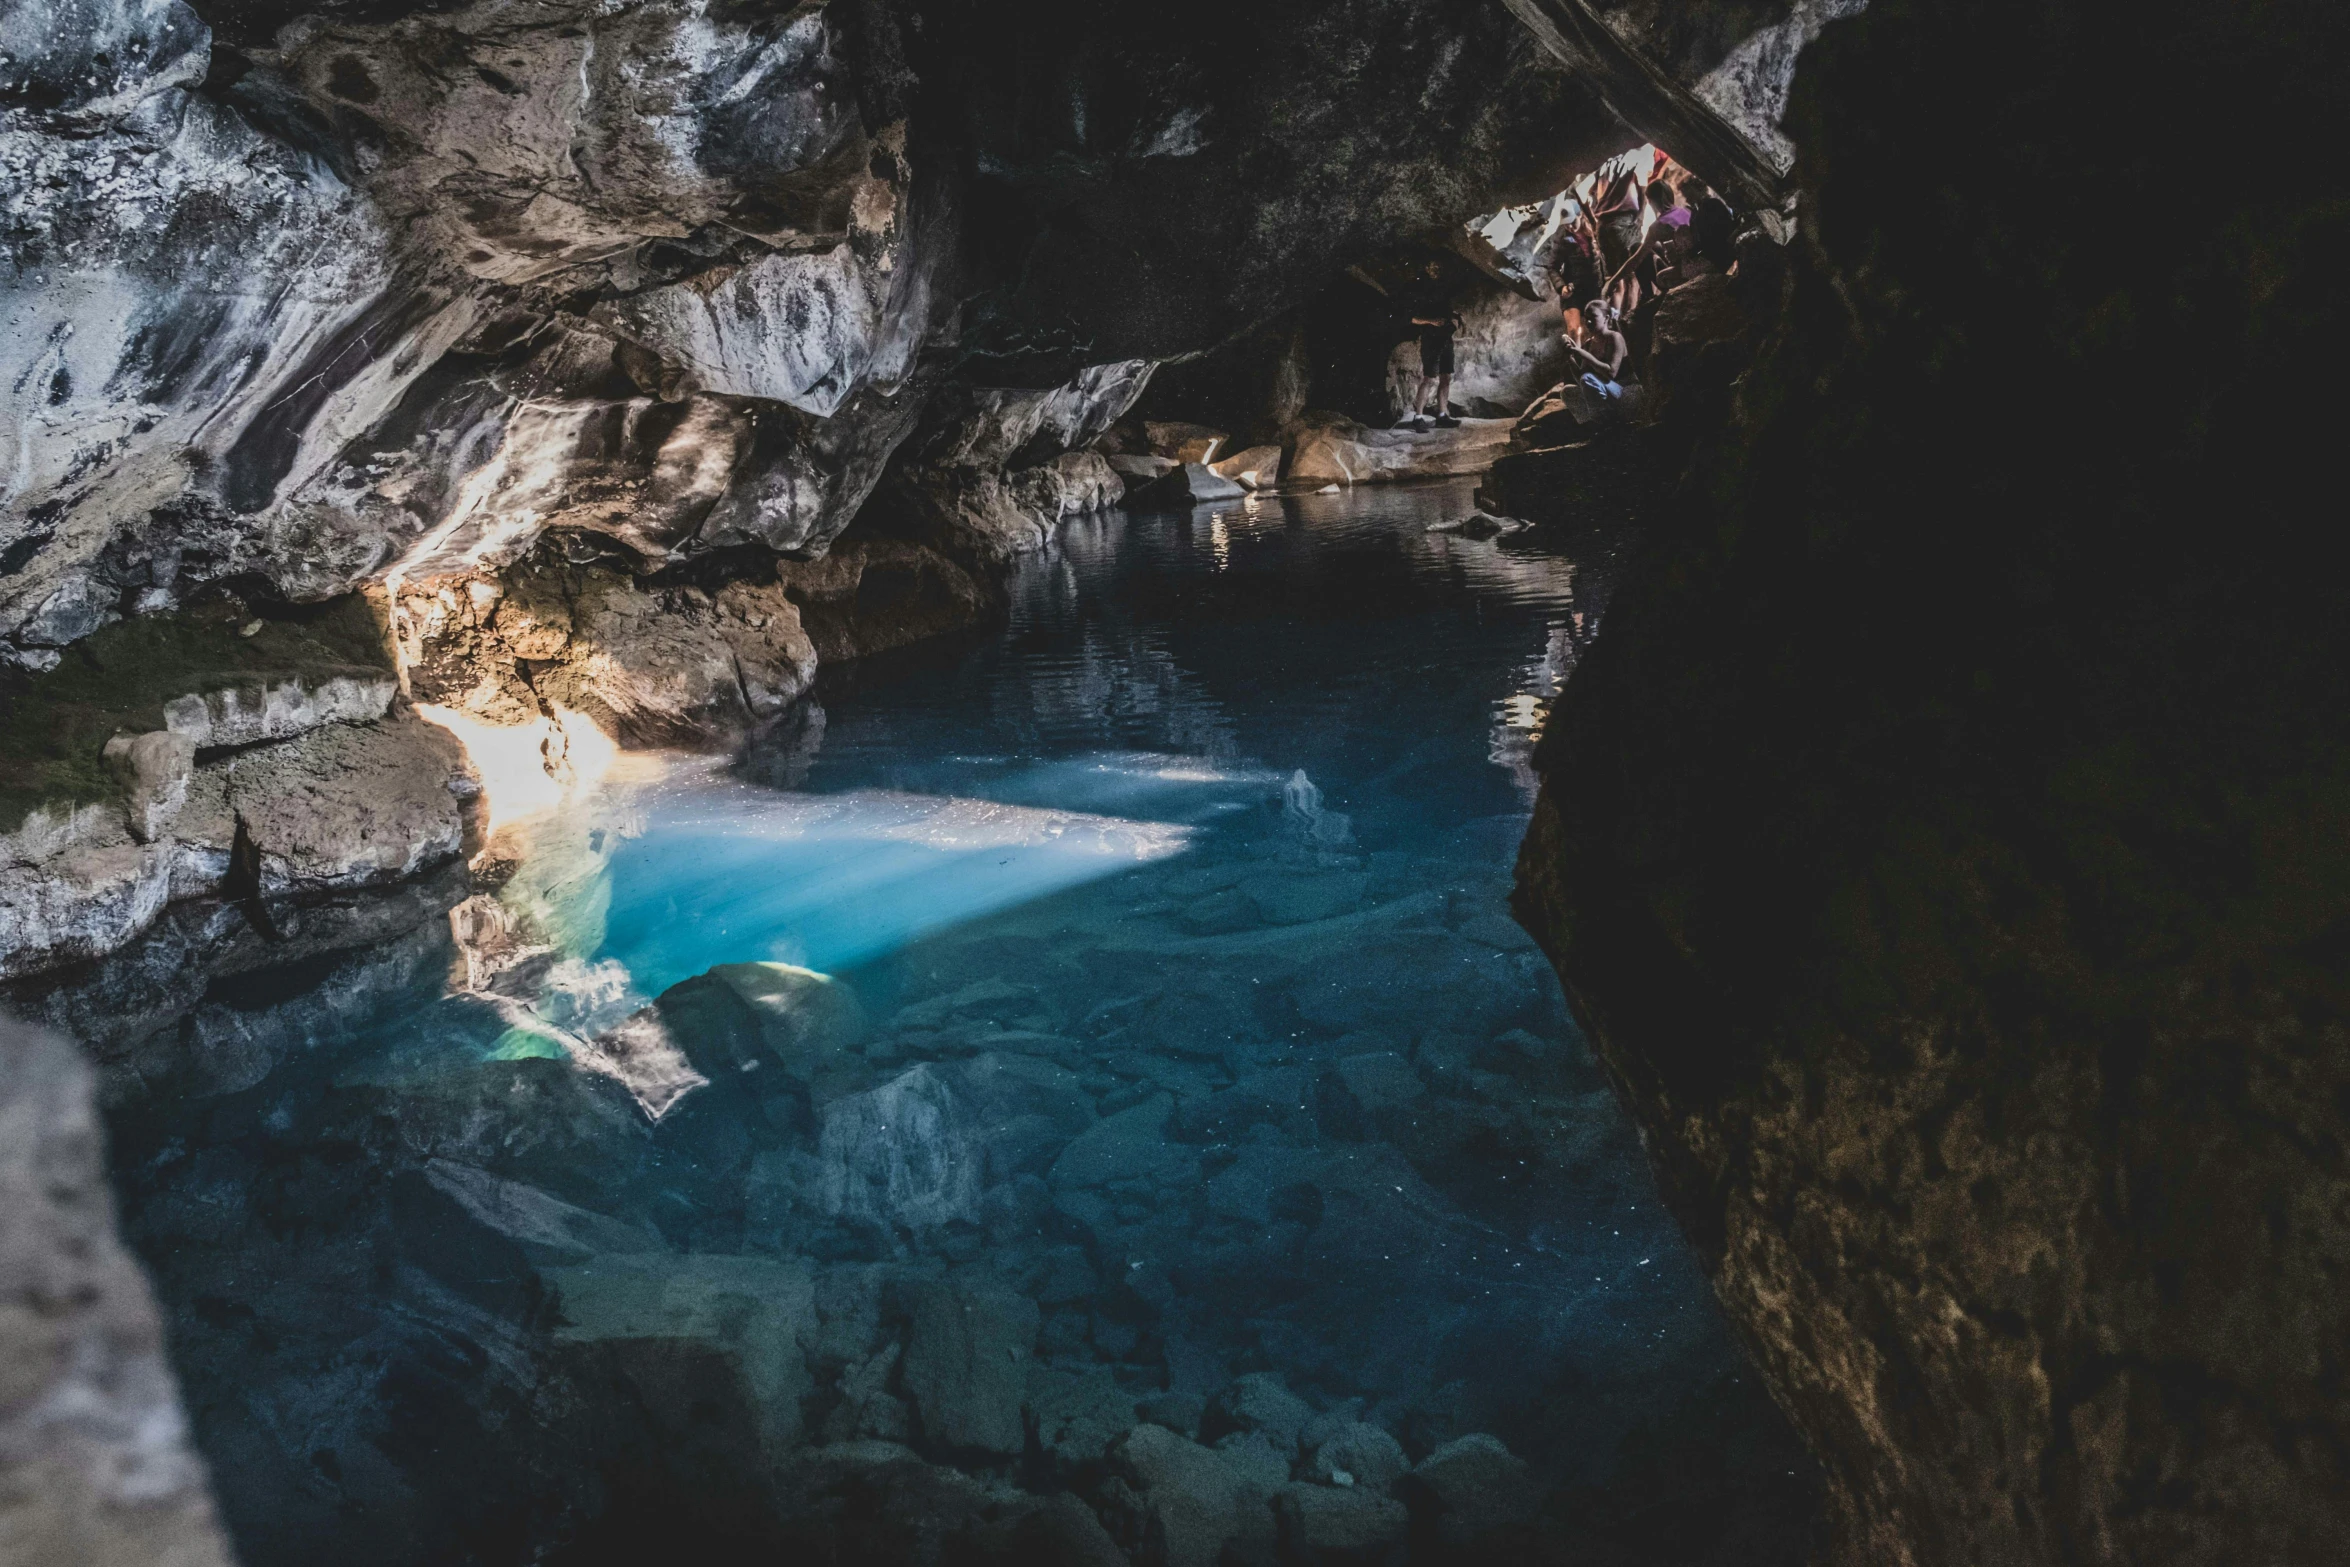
4, 1, 2347, 1565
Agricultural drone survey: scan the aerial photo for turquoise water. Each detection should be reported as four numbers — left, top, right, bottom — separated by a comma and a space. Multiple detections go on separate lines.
62, 478, 1807, 1563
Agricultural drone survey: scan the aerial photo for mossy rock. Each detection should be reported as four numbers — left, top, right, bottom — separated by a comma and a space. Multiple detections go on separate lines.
0, 594, 395, 836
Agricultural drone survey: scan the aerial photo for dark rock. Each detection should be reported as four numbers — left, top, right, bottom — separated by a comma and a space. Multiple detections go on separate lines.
1206, 1372, 1315, 1458
1306, 1422, 1409, 1491
900, 1282, 1040, 1457
1275, 1482, 1409, 1556
1123, 463, 1246, 511
1401, 1432, 1536, 1546
1136, 1391, 1207, 1440
1511, 0, 2350, 1560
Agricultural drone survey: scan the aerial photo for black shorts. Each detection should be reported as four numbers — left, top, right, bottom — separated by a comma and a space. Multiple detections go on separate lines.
1420, 333, 1455, 376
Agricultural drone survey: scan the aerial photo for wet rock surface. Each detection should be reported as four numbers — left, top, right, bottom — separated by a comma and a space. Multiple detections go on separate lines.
1514, 1, 2350, 1563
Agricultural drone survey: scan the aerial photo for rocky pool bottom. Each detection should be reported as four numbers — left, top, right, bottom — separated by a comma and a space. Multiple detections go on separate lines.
11, 479, 1817, 1566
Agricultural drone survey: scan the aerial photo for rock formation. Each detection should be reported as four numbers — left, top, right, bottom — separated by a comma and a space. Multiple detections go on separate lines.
1515, 0, 2350, 1562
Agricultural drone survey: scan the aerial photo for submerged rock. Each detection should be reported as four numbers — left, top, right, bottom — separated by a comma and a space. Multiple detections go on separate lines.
1403, 1432, 1536, 1546
1275, 1482, 1410, 1554
900, 1282, 1040, 1457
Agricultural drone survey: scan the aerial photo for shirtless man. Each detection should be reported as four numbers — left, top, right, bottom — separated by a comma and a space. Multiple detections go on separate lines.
1560, 301, 1632, 423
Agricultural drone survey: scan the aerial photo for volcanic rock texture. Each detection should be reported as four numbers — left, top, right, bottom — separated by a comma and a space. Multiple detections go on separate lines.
1515, 0, 2350, 1563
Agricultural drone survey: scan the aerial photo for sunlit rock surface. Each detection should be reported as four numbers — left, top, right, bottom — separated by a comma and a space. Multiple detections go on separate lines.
1515, 0, 2350, 1561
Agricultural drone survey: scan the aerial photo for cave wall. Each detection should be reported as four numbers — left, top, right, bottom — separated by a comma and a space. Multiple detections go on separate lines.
1513, 0, 2350, 1562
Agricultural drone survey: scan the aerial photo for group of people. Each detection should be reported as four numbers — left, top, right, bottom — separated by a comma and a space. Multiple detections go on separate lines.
1391, 149, 1734, 433
1539, 150, 1734, 424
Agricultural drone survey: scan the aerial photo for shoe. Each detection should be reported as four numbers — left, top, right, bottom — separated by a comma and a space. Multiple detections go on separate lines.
1392, 414, 1421, 430
1410, 417, 1430, 433
1433, 414, 1462, 428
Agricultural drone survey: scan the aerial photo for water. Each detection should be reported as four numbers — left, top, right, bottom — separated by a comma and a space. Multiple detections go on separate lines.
36, 478, 1810, 1563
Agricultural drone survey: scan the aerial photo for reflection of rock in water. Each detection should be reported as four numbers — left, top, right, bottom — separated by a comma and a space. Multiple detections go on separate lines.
737, 700, 829, 792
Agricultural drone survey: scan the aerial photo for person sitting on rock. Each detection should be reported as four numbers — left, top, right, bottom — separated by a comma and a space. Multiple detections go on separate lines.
1398, 261, 1464, 431
1561, 300, 1633, 423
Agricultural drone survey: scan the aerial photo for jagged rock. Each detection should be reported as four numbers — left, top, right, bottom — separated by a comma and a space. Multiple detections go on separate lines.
1124, 463, 1247, 510
1426, 511, 1530, 540
1285, 414, 1520, 485
900, 1282, 1040, 1457
1275, 1483, 1410, 1554
0, 1016, 237, 1567
1, 709, 470, 980
1306, 1422, 1410, 1491
399, 550, 818, 744
159, 673, 399, 750
1403, 1433, 1536, 1545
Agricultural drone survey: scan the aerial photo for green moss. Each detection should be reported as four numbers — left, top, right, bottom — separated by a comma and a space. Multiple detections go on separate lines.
0, 593, 397, 836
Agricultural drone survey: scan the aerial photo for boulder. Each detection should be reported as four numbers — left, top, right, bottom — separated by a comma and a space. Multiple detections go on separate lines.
1027, 1364, 1141, 1470
216, 713, 473, 893
1109, 454, 1183, 495
1207, 1372, 1316, 1457
1285, 414, 1519, 485
818, 1065, 984, 1229
1307, 1422, 1410, 1491
1403, 1433, 1537, 1546
1049, 1096, 1195, 1190
1109, 1423, 1278, 1567
1208, 445, 1284, 489
421, 1160, 666, 1266
900, 1282, 1041, 1456
1123, 463, 1247, 510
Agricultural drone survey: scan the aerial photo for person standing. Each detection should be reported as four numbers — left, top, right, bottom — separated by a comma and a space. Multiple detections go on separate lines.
1590, 163, 1646, 314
